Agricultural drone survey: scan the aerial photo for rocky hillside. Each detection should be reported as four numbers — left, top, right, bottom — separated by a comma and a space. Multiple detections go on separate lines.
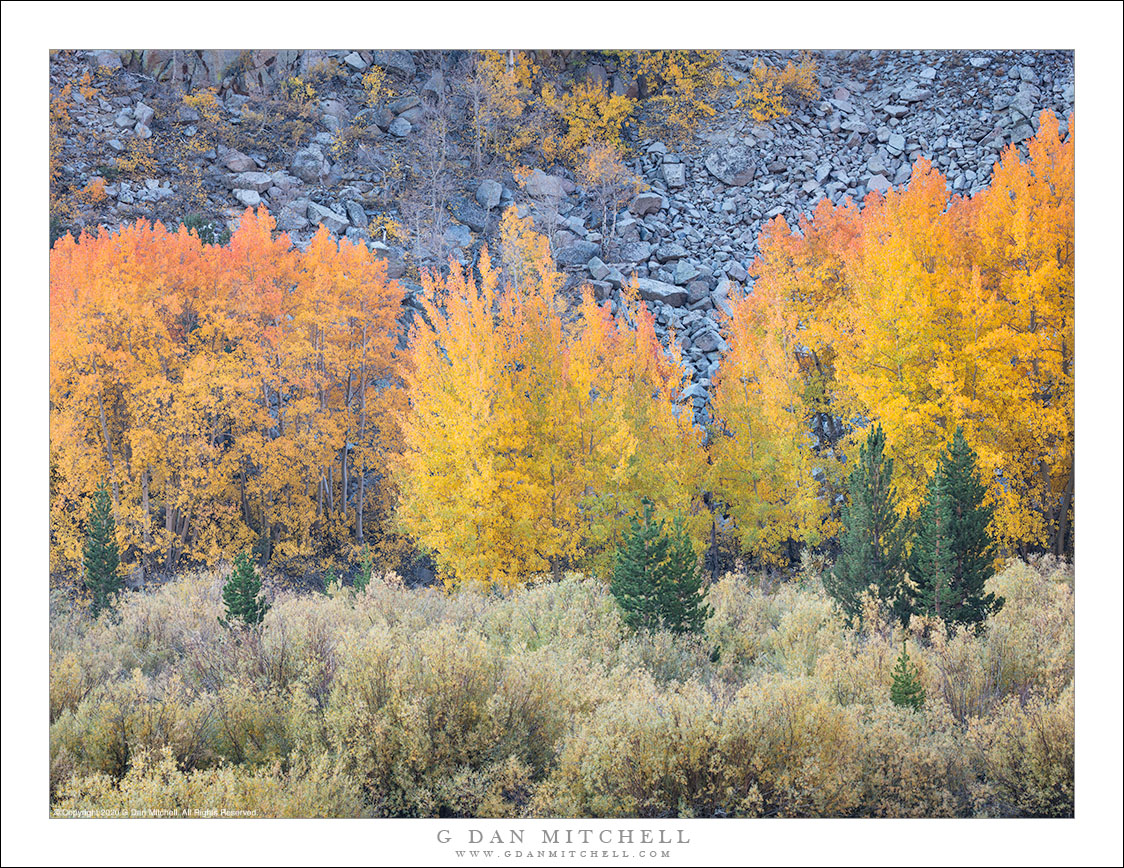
49, 48, 1074, 421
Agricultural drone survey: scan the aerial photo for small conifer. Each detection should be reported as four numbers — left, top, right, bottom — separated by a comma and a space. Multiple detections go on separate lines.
220, 552, 270, 628
84, 480, 122, 617
890, 640, 926, 710
611, 500, 711, 634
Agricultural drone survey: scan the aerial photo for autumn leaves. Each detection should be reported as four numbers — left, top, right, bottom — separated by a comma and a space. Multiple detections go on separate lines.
715, 110, 1074, 563
50, 209, 402, 574
398, 210, 707, 588
50, 112, 1074, 588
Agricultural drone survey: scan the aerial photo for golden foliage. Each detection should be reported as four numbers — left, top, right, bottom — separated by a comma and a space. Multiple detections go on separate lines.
716, 112, 1074, 556
540, 79, 635, 166
394, 209, 705, 589
49, 209, 404, 575
611, 50, 731, 144
737, 54, 821, 123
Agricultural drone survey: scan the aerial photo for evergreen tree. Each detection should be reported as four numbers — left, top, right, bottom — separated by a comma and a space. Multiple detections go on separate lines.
908, 427, 1003, 629
83, 480, 122, 617
825, 425, 908, 624
355, 543, 374, 593
657, 515, 713, 635
611, 500, 711, 634
890, 640, 926, 710
220, 552, 270, 628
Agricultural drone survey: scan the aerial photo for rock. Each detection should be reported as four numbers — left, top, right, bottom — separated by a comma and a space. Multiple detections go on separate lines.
234, 188, 262, 208
88, 50, 123, 71
277, 199, 310, 232
680, 383, 708, 403
655, 242, 688, 263
307, 201, 349, 234
114, 108, 134, 127
588, 280, 613, 301
344, 200, 367, 228
888, 132, 907, 154
389, 116, 411, 137
524, 169, 567, 200
290, 145, 328, 184
230, 171, 273, 193
884, 105, 910, 119
444, 223, 472, 248
476, 179, 502, 210
555, 240, 600, 267
421, 70, 444, 102
587, 257, 611, 281
616, 241, 653, 263
673, 259, 701, 285
343, 51, 368, 71
371, 243, 407, 279
397, 106, 425, 126
134, 123, 152, 139
899, 86, 931, 103
686, 280, 710, 304
867, 174, 892, 195
222, 149, 258, 172
636, 278, 687, 307
133, 102, 155, 127
630, 192, 663, 216
692, 329, 723, 353
447, 197, 488, 232
662, 162, 686, 188
371, 50, 416, 79
704, 145, 757, 186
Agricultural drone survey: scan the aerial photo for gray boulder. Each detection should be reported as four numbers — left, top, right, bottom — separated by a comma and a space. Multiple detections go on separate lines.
476, 179, 503, 210
448, 197, 488, 232
555, 240, 600, 268
525, 169, 567, 200
636, 278, 688, 307
290, 145, 328, 184
307, 201, 349, 234
371, 50, 416, 79
704, 145, 758, 186
630, 192, 663, 216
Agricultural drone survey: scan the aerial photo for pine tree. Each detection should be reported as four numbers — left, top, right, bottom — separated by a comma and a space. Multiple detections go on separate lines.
355, 543, 374, 593
890, 640, 925, 710
83, 479, 121, 617
657, 515, 713, 635
825, 425, 907, 624
611, 500, 710, 634
611, 500, 669, 631
220, 552, 270, 628
908, 427, 1003, 629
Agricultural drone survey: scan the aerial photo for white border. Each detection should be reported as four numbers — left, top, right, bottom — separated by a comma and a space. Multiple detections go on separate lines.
3, 2, 1121, 866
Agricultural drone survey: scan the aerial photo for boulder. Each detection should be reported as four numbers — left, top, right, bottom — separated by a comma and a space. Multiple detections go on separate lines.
448, 197, 488, 232
371, 50, 416, 79
555, 240, 600, 268
290, 145, 329, 184
636, 278, 688, 307
230, 171, 273, 193
524, 169, 566, 201
307, 201, 349, 234
630, 192, 663, 216
222, 149, 258, 173
704, 145, 758, 186
233, 189, 262, 208
476, 179, 502, 210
